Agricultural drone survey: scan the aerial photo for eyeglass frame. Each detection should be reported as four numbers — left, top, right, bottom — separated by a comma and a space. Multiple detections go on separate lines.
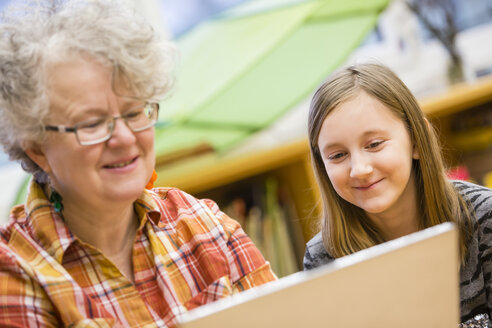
44, 102, 160, 146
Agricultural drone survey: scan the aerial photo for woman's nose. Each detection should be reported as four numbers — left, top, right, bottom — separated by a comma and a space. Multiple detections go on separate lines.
107, 118, 136, 146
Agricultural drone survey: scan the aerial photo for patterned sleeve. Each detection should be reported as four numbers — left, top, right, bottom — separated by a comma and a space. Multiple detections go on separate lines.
303, 246, 316, 270
453, 181, 492, 322
303, 232, 333, 270
471, 184, 492, 320
302, 242, 316, 271
0, 244, 59, 327
202, 199, 278, 291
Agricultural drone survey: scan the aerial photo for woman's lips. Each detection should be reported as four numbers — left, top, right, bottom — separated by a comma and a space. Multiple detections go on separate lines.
103, 156, 138, 169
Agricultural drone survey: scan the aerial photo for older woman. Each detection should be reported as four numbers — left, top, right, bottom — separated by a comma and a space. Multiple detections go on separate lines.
0, 0, 276, 326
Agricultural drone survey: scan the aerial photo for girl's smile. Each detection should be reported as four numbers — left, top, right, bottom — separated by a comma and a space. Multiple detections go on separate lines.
318, 91, 420, 227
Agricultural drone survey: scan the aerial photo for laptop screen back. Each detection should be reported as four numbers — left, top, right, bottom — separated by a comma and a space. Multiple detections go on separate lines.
177, 222, 459, 328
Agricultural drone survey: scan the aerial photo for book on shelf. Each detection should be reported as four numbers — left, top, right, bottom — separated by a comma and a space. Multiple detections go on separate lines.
484, 171, 492, 189
449, 103, 492, 151
265, 177, 298, 277
220, 176, 303, 277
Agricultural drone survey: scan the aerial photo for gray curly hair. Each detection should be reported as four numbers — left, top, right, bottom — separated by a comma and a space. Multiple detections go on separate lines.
0, 0, 176, 183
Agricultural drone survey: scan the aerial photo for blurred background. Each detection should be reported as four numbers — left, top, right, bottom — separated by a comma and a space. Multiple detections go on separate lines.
0, 0, 491, 276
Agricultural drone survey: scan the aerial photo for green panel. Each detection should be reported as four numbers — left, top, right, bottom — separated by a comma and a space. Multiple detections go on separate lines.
187, 13, 379, 126
160, 1, 319, 122
220, 0, 388, 21
154, 0, 390, 158
310, 0, 390, 20
13, 174, 30, 205
154, 125, 250, 156
220, 0, 316, 20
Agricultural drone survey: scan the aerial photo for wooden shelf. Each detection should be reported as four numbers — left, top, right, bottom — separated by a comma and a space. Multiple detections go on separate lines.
155, 138, 321, 241
419, 75, 492, 117
155, 138, 311, 195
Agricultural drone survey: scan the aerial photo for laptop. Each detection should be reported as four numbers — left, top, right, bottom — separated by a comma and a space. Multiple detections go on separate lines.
177, 222, 459, 328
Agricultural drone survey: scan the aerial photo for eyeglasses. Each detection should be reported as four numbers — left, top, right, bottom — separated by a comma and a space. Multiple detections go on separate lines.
45, 102, 159, 146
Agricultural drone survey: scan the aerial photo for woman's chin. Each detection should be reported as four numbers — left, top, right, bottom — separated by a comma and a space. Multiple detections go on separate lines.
102, 180, 147, 202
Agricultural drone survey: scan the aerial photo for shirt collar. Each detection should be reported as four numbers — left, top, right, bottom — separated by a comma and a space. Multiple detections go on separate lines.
134, 188, 162, 229
22, 179, 163, 263
23, 179, 74, 263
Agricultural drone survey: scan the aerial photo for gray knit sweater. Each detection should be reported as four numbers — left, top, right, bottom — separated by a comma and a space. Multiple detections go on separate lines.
303, 180, 492, 323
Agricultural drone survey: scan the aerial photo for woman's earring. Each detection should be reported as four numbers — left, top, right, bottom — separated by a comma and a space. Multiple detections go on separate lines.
49, 188, 64, 213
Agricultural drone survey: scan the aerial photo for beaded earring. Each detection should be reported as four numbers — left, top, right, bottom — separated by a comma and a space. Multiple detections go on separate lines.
49, 188, 64, 213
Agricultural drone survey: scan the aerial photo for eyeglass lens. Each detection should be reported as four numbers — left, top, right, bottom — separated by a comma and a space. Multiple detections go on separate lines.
76, 103, 158, 145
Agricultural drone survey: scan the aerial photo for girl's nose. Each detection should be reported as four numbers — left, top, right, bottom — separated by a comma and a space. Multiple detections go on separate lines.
349, 153, 373, 178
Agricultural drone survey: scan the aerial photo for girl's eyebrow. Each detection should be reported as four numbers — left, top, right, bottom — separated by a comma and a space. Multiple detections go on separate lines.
360, 129, 388, 138
320, 129, 388, 153
320, 142, 341, 154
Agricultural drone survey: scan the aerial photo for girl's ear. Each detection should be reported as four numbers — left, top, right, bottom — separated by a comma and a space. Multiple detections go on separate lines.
412, 143, 420, 160
413, 118, 431, 160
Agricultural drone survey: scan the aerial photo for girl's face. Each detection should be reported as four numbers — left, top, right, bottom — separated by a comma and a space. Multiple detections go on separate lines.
317, 91, 420, 222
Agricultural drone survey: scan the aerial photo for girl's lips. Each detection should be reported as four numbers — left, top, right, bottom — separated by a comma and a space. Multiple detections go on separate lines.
354, 178, 383, 190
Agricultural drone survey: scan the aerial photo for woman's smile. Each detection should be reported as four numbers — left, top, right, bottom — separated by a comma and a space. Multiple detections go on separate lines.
103, 156, 139, 170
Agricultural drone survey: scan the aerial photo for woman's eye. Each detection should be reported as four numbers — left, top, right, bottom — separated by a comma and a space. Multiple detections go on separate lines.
78, 118, 106, 130
125, 110, 142, 119
123, 109, 144, 121
367, 141, 384, 149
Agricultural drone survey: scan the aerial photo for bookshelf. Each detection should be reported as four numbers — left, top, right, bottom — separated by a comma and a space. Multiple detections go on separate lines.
155, 75, 492, 275
155, 139, 321, 277
423, 75, 492, 184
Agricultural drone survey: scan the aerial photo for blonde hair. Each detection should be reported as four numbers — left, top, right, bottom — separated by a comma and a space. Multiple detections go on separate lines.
0, 0, 177, 183
308, 63, 473, 261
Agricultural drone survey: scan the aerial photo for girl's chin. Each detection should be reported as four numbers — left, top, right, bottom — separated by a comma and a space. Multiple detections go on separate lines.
359, 202, 390, 215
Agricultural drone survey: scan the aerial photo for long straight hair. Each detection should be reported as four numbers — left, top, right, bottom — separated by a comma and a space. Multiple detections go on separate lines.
308, 63, 473, 261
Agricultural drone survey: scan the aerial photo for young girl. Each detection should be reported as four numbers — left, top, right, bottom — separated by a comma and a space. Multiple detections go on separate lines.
303, 63, 492, 324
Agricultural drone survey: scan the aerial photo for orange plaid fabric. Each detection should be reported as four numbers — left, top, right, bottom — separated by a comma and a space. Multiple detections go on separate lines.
0, 180, 276, 327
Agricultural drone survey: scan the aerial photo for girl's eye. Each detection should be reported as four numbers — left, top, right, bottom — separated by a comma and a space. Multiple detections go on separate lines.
327, 152, 346, 161
367, 140, 384, 149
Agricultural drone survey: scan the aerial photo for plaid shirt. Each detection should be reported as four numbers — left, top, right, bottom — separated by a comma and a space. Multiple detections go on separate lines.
0, 180, 276, 327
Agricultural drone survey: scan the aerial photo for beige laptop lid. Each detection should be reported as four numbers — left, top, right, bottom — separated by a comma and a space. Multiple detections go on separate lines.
176, 222, 460, 328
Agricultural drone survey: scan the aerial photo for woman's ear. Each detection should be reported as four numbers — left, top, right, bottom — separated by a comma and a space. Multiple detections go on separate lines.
24, 143, 51, 174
